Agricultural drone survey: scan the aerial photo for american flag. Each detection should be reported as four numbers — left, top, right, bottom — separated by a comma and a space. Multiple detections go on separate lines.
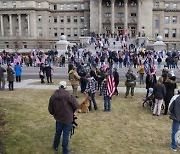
107, 67, 115, 97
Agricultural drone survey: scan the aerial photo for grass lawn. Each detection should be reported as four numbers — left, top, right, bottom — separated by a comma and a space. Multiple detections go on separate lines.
0, 89, 177, 154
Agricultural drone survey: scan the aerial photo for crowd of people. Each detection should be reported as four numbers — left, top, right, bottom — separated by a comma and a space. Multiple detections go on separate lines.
0, 34, 180, 153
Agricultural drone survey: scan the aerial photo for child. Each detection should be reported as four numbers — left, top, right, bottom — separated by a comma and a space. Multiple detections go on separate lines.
101, 76, 111, 112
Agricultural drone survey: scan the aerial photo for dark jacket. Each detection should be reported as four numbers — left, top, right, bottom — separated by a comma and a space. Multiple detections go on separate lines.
164, 80, 177, 103
44, 66, 52, 76
0, 66, 6, 79
7, 67, 15, 81
146, 74, 157, 89
153, 83, 166, 100
169, 95, 180, 122
48, 88, 79, 124
113, 71, 119, 86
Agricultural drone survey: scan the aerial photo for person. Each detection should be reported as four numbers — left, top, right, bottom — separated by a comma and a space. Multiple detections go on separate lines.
39, 63, 45, 83
101, 75, 111, 112
164, 75, 177, 115
169, 88, 180, 152
48, 81, 79, 153
44, 64, 53, 83
125, 68, 136, 98
153, 77, 166, 116
80, 73, 88, 93
0, 63, 6, 90
113, 68, 119, 95
137, 63, 144, 84
84, 71, 98, 111
69, 67, 80, 98
145, 68, 157, 97
14, 62, 22, 82
7, 64, 15, 91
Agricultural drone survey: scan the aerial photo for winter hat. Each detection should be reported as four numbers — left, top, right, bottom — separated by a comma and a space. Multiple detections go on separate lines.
59, 81, 67, 89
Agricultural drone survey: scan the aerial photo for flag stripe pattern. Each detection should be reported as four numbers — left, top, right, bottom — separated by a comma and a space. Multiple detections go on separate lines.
107, 67, 115, 97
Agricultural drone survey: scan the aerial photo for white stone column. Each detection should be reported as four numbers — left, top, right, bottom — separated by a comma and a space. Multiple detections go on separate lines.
138, 0, 142, 35
27, 14, 30, 36
9, 14, 13, 36
111, 0, 115, 34
18, 14, 22, 36
99, 0, 102, 34
124, 0, 128, 30
0, 15, 4, 36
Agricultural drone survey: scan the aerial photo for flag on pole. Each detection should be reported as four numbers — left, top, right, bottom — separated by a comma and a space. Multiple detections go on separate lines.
107, 67, 115, 97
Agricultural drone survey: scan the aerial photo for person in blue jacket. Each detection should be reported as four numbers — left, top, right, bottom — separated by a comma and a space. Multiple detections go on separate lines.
14, 62, 22, 82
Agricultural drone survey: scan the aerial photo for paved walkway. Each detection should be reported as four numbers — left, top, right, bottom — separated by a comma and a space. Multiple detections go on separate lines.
6, 79, 147, 93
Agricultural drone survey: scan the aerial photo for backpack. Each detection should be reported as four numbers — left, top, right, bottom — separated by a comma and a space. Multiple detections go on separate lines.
126, 72, 136, 82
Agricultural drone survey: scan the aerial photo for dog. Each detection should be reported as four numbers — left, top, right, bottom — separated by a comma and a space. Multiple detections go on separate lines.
77, 96, 91, 113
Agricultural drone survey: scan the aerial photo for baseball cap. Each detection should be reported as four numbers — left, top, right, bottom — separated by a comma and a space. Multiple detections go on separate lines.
59, 81, 67, 88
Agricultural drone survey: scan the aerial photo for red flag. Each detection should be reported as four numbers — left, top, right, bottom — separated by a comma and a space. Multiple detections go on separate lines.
107, 68, 115, 97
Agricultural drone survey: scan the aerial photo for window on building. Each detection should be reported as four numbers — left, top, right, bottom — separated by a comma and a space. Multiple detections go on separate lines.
172, 44, 176, 50
60, 16, 64, 23
38, 15, 42, 22
49, 28, 51, 36
74, 16, 78, 23
165, 3, 170, 9
80, 16, 84, 22
12, 2, 16, 8
23, 44, 27, 48
22, 1, 25, 7
66, 4, 71, 10
130, 13, 136, 17
117, 13, 124, 18
54, 28, 58, 37
173, 3, 177, 9
60, 28, 64, 35
38, 27, 42, 37
154, 2, 160, 8
105, 13, 111, 18
49, 16, 51, 23
80, 28, 84, 36
165, 16, 170, 24
172, 16, 177, 24
37, 2, 41, 8
60, 4, 64, 10
155, 16, 159, 29
172, 29, 176, 38
74, 28, 78, 36
16, 28, 19, 35
106, 1, 111, 7
67, 28, 71, 37
80, 3, 85, 9
164, 28, 169, 38
54, 16, 57, 23
74, 4, 78, 10
67, 16, 71, 23
54, 4, 57, 10
3, 2, 7, 8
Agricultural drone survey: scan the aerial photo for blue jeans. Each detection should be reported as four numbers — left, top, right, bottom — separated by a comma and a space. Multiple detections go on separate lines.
171, 120, 180, 149
104, 96, 111, 111
88, 92, 98, 110
53, 121, 72, 154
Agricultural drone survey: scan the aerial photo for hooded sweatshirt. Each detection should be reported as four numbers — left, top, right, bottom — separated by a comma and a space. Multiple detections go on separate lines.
48, 88, 79, 123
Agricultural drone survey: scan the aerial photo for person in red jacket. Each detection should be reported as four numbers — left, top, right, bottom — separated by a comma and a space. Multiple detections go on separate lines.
48, 81, 79, 153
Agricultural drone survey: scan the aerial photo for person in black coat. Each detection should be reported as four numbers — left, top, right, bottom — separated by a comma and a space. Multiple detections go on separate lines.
113, 68, 120, 95
164, 75, 177, 115
44, 64, 53, 83
39, 63, 45, 83
145, 69, 157, 97
80, 73, 88, 93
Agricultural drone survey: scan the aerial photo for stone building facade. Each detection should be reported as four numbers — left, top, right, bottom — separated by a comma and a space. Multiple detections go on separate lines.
0, 0, 179, 51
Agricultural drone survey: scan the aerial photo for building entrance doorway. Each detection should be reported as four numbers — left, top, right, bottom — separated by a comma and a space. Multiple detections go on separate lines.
117, 26, 124, 35
130, 26, 136, 38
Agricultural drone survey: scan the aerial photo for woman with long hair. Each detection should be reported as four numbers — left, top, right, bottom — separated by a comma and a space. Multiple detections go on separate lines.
153, 77, 166, 116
